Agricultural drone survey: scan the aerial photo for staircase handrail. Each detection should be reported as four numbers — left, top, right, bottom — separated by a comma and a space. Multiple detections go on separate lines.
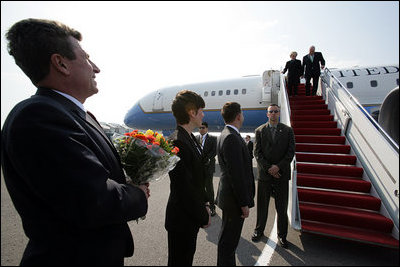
322, 68, 399, 152
321, 68, 399, 236
279, 72, 301, 231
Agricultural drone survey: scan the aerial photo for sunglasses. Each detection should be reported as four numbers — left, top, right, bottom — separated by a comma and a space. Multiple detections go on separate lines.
268, 110, 280, 114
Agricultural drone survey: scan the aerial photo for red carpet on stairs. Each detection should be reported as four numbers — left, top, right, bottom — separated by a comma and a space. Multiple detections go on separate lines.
289, 83, 398, 249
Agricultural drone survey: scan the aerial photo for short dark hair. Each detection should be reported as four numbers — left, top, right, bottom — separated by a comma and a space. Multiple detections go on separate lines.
6, 18, 82, 85
171, 90, 205, 125
221, 102, 241, 123
201, 122, 208, 128
267, 103, 280, 110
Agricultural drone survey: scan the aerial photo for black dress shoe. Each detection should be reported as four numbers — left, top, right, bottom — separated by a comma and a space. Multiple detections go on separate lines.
277, 237, 288, 248
251, 232, 263, 242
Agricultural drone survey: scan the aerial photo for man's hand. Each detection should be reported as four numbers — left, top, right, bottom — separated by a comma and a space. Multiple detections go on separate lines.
241, 206, 250, 219
202, 206, 211, 228
138, 183, 150, 199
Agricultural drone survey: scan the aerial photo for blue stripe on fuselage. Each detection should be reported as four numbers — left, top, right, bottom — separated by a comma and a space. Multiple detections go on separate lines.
124, 103, 268, 132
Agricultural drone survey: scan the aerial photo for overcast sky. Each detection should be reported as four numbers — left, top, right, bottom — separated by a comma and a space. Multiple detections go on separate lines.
1, 1, 399, 126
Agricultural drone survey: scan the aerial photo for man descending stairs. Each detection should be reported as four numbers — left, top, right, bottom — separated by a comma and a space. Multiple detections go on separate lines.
288, 83, 399, 249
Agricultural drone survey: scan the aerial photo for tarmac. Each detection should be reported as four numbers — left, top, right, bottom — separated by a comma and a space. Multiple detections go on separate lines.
1, 164, 399, 266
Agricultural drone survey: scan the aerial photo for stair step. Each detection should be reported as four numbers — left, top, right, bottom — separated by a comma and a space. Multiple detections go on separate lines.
296, 143, 350, 154
297, 163, 363, 177
295, 135, 346, 144
297, 173, 371, 193
292, 121, 337, 128
296, 152, 357, 165
299, 202, 391, 232
289, 96, 322, 101
291, 115, 334, 121
291, 109, 331, 116
301, 220, 399, 248
294, 128, 341, 135
290, 100, 326, 106
298, 188, 381, 211
291, 104, 328, 110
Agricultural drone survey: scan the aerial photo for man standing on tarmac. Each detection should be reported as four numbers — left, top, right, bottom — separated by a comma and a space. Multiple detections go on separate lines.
197, 122, 218, 216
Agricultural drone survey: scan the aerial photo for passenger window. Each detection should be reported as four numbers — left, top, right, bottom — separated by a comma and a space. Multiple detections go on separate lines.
370, 80, 378, 87
346, 82, 353, 89
242, 88, 247, 94
219, 90, 223, 96
211, 91, 216, 96
234, 89, 239, 95
226, 90, 231, 95
204, 91, 208, 97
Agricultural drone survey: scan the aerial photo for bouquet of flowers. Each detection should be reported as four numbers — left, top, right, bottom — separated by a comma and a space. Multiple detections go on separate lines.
113, 129, 180, 185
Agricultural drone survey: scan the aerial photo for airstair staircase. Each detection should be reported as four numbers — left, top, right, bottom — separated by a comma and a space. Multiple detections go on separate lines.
289, 83, 399, 248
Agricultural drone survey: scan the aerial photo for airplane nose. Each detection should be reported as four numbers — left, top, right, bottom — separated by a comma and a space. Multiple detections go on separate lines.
124, 102, 144, 128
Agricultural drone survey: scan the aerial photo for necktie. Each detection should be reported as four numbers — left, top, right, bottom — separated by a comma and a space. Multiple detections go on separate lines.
310, 54, 314, 63
271, 127, 277, 141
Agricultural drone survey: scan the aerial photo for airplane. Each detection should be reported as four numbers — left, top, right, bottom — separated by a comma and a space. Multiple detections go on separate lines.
329, 65, 399, 118
123, 64, 399, 136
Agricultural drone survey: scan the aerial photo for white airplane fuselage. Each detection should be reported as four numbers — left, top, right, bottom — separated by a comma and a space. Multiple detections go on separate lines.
124, 65, 399, 134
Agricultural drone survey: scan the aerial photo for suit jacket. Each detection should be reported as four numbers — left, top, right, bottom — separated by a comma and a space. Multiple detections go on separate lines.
254, 122, 295, 181
302, 52, 325, 77
247, 140, 254, 159
216, 126, 255, 211
282, 59, 303, 81
196, 133, 217, 173
1, 87, 148, 265
165, 126, 209, 233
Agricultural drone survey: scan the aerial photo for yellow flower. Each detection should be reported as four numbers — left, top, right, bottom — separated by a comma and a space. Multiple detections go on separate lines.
155, 133, 163, 143
145, 129, 154, 136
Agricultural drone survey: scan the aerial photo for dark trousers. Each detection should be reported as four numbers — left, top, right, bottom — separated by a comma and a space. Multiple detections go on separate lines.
167, 230, 198, 266
305, 74, 320, 96
204, 169, 215, 209
217, 206, 244, 266
254, 178, 289, 239
287, 78, 299, 96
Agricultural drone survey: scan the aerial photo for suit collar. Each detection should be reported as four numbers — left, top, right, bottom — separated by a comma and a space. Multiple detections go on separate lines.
226, 124, 240, 135
36, 87, 86, 118
177, 126, 202, 157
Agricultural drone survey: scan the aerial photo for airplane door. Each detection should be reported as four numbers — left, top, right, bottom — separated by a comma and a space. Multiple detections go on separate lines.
152, 91, 164, 111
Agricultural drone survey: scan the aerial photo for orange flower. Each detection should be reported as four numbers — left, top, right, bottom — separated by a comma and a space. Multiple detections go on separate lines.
146, 135, 156, 143
171, 147, 180, 154
134, 134, 148, 142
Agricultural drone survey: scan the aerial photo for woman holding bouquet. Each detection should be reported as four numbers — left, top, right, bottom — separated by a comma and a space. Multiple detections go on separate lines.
165, 90, 211, 266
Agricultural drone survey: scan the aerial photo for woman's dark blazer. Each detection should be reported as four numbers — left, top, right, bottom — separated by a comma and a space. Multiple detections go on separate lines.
165, 126, 209, 233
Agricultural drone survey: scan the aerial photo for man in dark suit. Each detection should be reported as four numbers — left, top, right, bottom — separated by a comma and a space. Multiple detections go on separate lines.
251, 104, 295, 249
196, 122, 218, 216
302, 45, 326, 96
1, 19, 149, 265
282, 51, 303, 96
216, 102, 255, 266
166, 90, 211, 266
245, 135, 254, 159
